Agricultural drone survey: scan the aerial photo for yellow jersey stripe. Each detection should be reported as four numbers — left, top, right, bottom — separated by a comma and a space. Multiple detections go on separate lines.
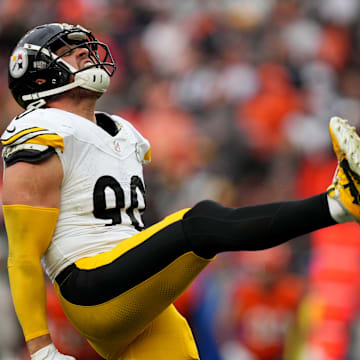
25, 134, 65, 152
1, 127, 46, 146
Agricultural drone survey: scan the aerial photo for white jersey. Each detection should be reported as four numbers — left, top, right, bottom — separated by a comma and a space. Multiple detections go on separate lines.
1, 108, 151, 281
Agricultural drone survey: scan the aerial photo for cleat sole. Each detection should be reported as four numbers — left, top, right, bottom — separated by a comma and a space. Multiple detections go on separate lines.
330, 117, 360, 176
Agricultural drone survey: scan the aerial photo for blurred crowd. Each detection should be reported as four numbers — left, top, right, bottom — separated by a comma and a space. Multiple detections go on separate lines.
2, 0, 360, 359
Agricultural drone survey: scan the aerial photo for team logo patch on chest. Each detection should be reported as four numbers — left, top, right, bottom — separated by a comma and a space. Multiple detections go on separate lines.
9, 48, 28, 78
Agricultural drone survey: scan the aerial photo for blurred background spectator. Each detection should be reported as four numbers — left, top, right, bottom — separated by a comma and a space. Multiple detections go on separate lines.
2, 1, 360, 359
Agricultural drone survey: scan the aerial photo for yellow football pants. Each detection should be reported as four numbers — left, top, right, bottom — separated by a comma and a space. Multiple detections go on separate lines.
54, 209, 212, 359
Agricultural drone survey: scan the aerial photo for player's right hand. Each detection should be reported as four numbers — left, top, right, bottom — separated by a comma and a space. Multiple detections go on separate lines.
30, 344, 76, 360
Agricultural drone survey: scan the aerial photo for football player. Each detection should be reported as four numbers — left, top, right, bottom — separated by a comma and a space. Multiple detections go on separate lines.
2, 23, 360, 360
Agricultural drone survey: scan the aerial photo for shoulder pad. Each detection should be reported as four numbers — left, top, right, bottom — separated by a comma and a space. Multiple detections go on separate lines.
2, 143, 56, 167
136, 142, 151, 164
1, 110, 65, 151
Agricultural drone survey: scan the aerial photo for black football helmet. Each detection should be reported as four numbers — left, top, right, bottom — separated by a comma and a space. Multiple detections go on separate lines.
9, 23, 116, 109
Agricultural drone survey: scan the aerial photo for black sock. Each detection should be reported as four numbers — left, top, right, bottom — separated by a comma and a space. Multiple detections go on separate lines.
182, 193, 336, 258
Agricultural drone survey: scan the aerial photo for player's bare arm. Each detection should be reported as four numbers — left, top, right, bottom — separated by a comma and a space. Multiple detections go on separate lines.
2, 154, 63, 207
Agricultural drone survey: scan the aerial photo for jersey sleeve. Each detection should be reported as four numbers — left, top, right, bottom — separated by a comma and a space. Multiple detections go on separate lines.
1, 110, 65, 167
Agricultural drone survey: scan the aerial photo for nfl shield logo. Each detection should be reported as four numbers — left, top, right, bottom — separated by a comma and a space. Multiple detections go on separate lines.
113, 139, 121, 152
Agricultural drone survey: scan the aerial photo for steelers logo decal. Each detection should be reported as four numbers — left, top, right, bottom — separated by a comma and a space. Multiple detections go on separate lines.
9, 48, 28, 78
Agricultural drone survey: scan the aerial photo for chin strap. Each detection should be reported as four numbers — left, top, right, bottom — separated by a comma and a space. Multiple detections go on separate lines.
23, 67, 110, 109
27, 99, 47, 109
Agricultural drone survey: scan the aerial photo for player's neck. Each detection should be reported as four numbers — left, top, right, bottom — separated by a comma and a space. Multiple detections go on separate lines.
48, 98, 97, 123
47, 91, 99, 123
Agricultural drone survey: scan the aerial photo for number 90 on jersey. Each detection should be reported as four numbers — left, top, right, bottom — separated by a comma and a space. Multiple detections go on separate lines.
93, 175, 146, 231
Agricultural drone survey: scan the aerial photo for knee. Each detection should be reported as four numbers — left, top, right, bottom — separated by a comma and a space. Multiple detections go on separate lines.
184, 200, 232, 220
183, 200, 229, 259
